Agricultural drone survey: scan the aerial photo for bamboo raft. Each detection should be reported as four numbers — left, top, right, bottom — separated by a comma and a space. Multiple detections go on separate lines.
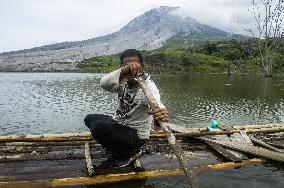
0, 123, 284, 187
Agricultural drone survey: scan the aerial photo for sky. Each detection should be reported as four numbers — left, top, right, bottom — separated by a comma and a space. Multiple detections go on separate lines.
0, 0, 257, 53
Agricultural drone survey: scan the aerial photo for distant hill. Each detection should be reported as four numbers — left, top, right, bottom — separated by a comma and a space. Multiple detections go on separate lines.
0, 6, 237, 71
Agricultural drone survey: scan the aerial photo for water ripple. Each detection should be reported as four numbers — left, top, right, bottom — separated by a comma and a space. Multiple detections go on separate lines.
1, 73, 284, 136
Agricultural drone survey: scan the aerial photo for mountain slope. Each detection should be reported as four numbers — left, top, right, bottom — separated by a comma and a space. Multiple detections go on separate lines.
0, 6, 232, 71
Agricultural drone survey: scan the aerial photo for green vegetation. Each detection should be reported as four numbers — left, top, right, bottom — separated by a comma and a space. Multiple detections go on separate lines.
142, 48, 229, 73
75, 35, 284, 75
76, 55, 120, 73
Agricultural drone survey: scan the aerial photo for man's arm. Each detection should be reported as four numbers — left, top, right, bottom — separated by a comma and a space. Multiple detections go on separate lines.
147, 79, 165, 109
146, 79, 170, 122
100, 68, 122, 93
100, 62, 143, 93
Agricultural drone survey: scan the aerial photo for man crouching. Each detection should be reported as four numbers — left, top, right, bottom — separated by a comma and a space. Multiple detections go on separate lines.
84, 49, 169, 167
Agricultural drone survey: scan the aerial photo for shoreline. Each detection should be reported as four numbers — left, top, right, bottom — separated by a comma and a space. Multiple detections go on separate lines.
1, 70, 283, 77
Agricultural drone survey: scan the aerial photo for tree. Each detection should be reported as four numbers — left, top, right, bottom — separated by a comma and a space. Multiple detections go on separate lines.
202, 42, 218, 55
246, 0, 284, 77
217, 42, 244, 73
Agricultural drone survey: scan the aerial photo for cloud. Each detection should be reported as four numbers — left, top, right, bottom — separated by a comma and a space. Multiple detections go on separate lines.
0, 0, 260, 53
170, 0, 255, 34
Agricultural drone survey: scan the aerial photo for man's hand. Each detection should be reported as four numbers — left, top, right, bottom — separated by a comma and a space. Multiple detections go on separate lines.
121, 61, 143, 77
148, 108, 170, 122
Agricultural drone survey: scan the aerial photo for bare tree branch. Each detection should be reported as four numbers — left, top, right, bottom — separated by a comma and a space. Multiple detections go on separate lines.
246, 0, 284, 77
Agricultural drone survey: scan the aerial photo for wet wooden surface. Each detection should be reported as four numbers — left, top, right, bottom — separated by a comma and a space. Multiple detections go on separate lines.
0, 134, 283, 184
0, 138, 222, 182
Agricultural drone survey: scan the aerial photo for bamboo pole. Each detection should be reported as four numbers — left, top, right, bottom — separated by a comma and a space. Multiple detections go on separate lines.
0, 154, 80, 162
0, 125, 283, 143
0, 146, 48, 153
0, 141, 95, 146
137, 76, 199, 188
0, 151, 106, 162
170, 127, 208, 132
172, 124, 284, 133
0, 126, 283, 143
85, 142, 95, 176
0, 158, 266, 188
267, 132, 284, 136
151, 127, 284, 138
152, 130, 241, 138
249, 136, 283, 153
0, 169, 182, 188
192, 158, 266, 173
0, 144, 100, 153
266, 141, 284, 149
0, 133, 93, 143
247, 127, 284, 134
234, 124, 284, 130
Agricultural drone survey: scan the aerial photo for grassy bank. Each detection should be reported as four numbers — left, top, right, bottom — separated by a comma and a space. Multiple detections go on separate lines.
76, 55, 120, 73
74, 50, 264, 74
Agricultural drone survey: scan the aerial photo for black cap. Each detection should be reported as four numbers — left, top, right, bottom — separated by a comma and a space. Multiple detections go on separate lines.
120, 49, 143, 65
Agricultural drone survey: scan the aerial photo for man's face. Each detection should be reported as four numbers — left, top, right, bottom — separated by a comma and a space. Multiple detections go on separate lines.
121, 56, 141, 85
121, 56, 140, 67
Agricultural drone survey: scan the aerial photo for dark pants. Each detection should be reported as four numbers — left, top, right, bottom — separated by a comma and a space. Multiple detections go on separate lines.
84, 114, 145, 158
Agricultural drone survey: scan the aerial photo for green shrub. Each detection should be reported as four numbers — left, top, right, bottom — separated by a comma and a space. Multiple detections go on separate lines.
76, 55, 120, 72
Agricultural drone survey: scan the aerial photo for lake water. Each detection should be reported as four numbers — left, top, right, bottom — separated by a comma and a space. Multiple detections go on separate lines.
0, 72, 284, 187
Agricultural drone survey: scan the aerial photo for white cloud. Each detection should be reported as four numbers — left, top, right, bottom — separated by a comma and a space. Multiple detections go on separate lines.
0, 0, 260, 52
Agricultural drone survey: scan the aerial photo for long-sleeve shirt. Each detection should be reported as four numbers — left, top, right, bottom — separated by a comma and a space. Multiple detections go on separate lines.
100, 68, 165, 139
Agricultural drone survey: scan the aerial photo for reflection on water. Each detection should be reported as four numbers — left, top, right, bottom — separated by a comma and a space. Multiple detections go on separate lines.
199, 163, 284, 188
0, 72, 284, 188
1, 73, 283, 135
86, 163, 284, 188
153, 74, 284, 129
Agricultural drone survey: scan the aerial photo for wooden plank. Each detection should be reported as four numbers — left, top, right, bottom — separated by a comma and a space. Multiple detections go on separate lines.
203, 140, 245, 162
0, 160, 87, 177
205, 125, 251, 162
199, 137, 284, 162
